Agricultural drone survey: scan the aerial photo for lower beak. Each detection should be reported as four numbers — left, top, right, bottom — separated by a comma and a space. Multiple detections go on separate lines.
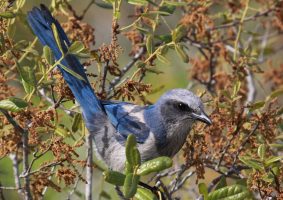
192, 112, 212, 125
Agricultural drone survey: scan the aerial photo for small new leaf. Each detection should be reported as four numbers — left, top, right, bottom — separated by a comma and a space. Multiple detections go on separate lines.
175, 43, 189, 63
146, 35, 153, 55
172, 25, 187, 43
68, 41, 85, 55
51, 23, 64, 54
198, 183, 208, 200
137, 156, 172, 176
265, 156, 283, 167
0, 11, 16, 18
103, 170, 125, 186
0, 98, 28, 112
258, 144, 266, 161
43, 46, 53, 65
135, 188, 158, 200
208, 184, 252, 200
58, 63, 86, 82
239, 156, 263, 171
123, 173, 140, 198
249, 101, 265, 112
71, 113, 82, 132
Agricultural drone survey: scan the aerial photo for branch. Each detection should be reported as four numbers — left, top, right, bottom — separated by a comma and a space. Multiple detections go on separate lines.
85, 133, 93, 200
9, 153, 23, 198
22, 131, 33, 200
209, 6, 275, 31
0, 109, 32, 199
170, 171, 195, 194
215, 120, 242, 170
107, 47, 146, 94
100, 61, 109, 94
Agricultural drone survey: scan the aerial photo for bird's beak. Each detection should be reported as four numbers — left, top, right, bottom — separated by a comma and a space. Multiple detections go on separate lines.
192, 111, 212, 125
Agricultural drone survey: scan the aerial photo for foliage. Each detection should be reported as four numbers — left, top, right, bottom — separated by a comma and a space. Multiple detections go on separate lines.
0, 0, 282, 199
103, 134, 172, 199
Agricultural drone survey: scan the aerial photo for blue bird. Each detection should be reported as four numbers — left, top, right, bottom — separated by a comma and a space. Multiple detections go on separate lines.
27, 5, 212, 171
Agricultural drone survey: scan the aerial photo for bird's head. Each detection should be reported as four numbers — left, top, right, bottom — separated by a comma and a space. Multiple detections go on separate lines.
156, 89, 212, 128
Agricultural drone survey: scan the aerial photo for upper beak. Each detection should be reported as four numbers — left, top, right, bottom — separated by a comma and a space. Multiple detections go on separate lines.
192, 112, 212, 125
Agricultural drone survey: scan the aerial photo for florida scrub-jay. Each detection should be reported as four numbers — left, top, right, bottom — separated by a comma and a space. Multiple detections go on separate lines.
27, 5, 212, 171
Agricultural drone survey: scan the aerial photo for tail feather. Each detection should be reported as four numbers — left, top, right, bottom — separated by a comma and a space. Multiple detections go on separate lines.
27, 4, 102, 127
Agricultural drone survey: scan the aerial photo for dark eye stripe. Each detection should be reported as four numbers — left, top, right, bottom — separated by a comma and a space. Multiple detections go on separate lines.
177, 102, 193, 112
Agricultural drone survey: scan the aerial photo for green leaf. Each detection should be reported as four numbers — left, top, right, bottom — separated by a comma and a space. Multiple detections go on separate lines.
75, 48, 91, 58
156, 34, 172, 43
127, 0, 148, 6
68, 41, 85, 55
172, 24, 187, 43
267, 88, 283, 100
51, 23, 64, 54
103, 170, 125, 186
58, 63, 86, 82
137, 156, 172, 176
198, 183, 208, 200
135, 26, 150, 34
9, 97, 28, 108
99, 190, 111, 199
146, 35, 153, 55
215, 177, 227, 190
239, 156, 263, 171
125, 161, 133, 174
157, 54, 170, 64
125, 134, 141, 172
265, 156, 283, 167
55, 125, 69, 137
208, 184, 252, 200
0, 98, 28, 112
135, 187, 158, 200
94, 2, 113, 9
257, 144, 266, 161
159, 5, 176, 15
249, 101, 265, 112
71, 113, 82, 132
175, 43, 189, 63
144, 10, 171, 16
123, 173, 140, 198
164, 0, 187, 6
16, 63, 36, 94
43, 46, 53, 65
276, 107, 283, 115
0, 11, 16, 18
269, 143, 283, 149
232, 81, 241, 98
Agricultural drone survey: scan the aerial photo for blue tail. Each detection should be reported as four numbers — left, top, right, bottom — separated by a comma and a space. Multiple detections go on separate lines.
27, 4, 102, 127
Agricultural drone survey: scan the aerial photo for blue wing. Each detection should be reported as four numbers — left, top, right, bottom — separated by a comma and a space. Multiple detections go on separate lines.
101, 101, 151, 143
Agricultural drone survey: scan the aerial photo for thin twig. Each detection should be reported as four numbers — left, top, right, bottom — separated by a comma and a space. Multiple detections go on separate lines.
66, 167, 86, 200
232, 122, 260, 165
41, 166, 56, 197
233, 0, 250, 61
20, 160, 64, 178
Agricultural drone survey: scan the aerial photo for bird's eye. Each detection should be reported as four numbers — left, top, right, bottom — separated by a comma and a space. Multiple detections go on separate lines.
177, 103, 192, 112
